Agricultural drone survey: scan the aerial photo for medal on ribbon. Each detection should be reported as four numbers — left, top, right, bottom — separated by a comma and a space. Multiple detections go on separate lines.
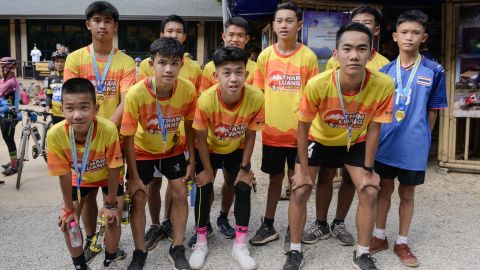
90, 45, 114, 107
395, 54, 421, 122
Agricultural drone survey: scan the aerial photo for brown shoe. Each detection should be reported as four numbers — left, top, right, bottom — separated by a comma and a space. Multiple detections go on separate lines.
394, 243, 419, 267
369, 236, 388, 254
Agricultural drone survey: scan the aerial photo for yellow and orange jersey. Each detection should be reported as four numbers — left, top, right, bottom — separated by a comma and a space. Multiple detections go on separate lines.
64, 46, 136, 120
47, 116, 124, 187
193, 84, 264, 154
120, 77, 196, 160
299, 68, 394, 146
325, 50, 390, 71
198, 59, 256, 93
138, 54, 202, 91
253, 44, 319, 147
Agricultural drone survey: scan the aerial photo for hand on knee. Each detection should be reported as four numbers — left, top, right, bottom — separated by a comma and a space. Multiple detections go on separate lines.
358, 186, 378, 206
234, 181, 251, 196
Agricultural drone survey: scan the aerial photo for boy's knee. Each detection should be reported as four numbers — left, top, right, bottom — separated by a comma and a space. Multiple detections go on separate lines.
291, 185, 311, 205
398, 185, 415, 202
132, 191, 147, 206
359, 186, 378, 205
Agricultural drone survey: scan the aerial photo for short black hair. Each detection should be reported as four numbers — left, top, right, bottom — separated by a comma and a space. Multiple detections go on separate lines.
224, 17, 249, 34
212, 46, 248, 68
396, 10, 429, 31
62, 78, 96, 104
149, 37, 184, 61
85, 1, 119, 22
336, 22, 373, 48
350, 5, 382, 26
162, 14, 186, 33
275, 2, 302, 21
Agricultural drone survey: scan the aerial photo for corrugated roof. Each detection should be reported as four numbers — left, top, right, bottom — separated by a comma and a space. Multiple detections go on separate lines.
0, 0, 223, 21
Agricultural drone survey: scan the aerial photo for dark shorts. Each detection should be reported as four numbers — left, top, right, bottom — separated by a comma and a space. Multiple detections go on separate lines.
300, 140, 365, 168
374, 161, 425, 186
195, 149, 243, 179
261, 145, 296, 174
71, 184, 124, 201
127, 153, 187, 185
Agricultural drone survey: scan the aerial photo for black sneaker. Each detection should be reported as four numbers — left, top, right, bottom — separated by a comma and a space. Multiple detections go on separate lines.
284, 227, 291, 253
2, 166, 17, 176
115, 248, 126, 261
283, 250, 304, 270
216, 215, 235, 239
160, 219, 173, 242
1, 162, 10, 169
0, 180, 5, 185
188, 221, 213, 248
249, 218, 279, 246
301, 220, 330, 244
84, 243, 100, 263
145, 224, 165, 251
127, 249, 147, 270
353, 251, 378, 270
168, 245, 191, 270
330, 221, 355, 246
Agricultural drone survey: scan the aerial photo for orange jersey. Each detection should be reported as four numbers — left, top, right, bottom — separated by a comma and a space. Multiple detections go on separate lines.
299, 69, 394, 146
137, 54, 202, 90
47, 117, 124, 187
193, 84, 264, 154
253, 44, 319, 147
326, 50, 390, 71
199, 59, 256, 93
120, 77, 196, 160
64, 46, 136, 120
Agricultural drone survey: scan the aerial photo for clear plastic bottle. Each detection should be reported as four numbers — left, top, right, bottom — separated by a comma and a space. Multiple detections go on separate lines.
122, 195, 131, 225
90, 217, 105, 252
68, 221, 83, 248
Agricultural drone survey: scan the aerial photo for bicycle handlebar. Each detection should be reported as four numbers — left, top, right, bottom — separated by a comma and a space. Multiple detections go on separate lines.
17, 108, 53, 122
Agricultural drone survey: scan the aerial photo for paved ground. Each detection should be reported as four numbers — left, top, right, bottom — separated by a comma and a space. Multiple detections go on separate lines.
1, 106, 479, 269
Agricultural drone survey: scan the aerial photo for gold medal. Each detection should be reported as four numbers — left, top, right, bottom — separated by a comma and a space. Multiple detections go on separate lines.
96, 93, 105, 105
395, 110, 405, 122
347, 136, 351, 152
77, 189, 81, 202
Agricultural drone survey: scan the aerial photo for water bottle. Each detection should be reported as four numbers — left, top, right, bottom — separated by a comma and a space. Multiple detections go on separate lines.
90, 217, 105, 252
121, 195, 131, 225
68, 221, 83, 248
31, 126, 41, 141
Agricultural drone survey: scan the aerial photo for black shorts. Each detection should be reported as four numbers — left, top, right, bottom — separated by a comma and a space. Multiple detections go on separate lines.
71, 184, 124, 201
261, 145, 296, 174
374, 161, 425, 186
127, 154, 187, 185
195, 149, 243, 178
301, 140, 365, 168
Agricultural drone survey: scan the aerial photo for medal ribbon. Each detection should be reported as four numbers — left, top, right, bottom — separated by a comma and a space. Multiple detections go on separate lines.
335, 69, 366, 151
152, 77, 172, 151
395, 54, 421, 112
70, 122, 94, 202
90, 44, 115, 94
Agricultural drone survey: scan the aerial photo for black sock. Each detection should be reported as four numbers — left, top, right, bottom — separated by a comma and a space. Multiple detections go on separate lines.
104, 251, 116, 267
85, 234, 94, 247
333, 218, 344, 225
264, 217, 274, 227
219, 211, 228, 220
72, 254, 87, 270
316, 219, 328, 227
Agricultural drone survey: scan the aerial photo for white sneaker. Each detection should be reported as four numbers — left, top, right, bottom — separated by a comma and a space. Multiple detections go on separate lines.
189, 243, 208, 269
232, 243, 256, 270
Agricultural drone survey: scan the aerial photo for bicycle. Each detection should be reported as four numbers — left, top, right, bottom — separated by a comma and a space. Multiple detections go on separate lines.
16, 108, 52, 189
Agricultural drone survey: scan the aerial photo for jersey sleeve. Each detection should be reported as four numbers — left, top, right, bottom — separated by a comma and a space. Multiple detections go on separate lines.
119, 58, 136, 93
372, 80, 394, 123
104, 125, 124, 168
252, 54, 266, 90
198, 64, 215, 93
185, 93, 197, 121
138, 59, 152, 81
192, 96, 210, 130
120, 90, 139, 136
325, 57, 338, 70
298, 80, 320, 123
247, 100, 265, 131
427, 65, 448, 110
63, 54, 79, 81
47, 130, 71, 176
306, 53, 320, 82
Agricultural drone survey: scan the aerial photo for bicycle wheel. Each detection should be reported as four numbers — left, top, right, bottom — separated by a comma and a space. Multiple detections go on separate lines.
16, 133, 28, 190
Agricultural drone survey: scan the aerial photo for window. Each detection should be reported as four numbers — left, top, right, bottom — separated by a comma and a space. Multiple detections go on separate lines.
0, 20, 10, 58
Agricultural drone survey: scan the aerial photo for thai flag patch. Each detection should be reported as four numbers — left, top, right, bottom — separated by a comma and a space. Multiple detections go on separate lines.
417, 76, 432, 86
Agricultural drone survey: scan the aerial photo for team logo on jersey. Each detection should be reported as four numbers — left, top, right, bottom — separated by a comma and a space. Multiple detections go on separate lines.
146, 115, 181, 135
214, 123, 247, 140
87, 76, 118, 97
417, 76, 432, 86
267, 70, 302, 92
323, 109, 365, 129
72, 158, 107, 173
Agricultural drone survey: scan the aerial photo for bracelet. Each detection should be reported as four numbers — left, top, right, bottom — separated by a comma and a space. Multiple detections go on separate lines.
105, 201, 118, 210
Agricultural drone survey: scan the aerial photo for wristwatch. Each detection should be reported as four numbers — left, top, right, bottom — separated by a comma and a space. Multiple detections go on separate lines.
240, 163, 251, 172
363, 164, 375, 173
105, 201, 118, 210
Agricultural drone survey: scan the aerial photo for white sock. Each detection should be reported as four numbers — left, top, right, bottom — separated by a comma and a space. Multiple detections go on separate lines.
396, 235, 408, 245
290, 242, 301, 252
356, 244, 370, 257
373, 227, 386, 240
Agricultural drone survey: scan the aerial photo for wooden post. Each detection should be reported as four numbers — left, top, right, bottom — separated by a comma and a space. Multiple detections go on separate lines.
464, 117, 470, 160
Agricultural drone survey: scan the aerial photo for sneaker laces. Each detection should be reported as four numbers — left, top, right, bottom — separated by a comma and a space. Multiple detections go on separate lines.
332, 223, 347, 235
235, 244, 251, 256
306, 223, 324, 237
397, 244, 415, 256
286, 250, 302, 264
361, 253, 377, 266
145, 225, 159, 240
171, 245, 186, 260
